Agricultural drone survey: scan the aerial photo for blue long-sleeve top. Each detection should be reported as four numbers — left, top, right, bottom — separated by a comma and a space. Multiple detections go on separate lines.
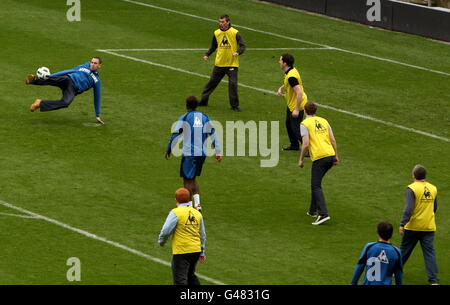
166, 111, 221, 157
51, 62, 102, 116
351, 241, 403, 285
158, 203, 206, 256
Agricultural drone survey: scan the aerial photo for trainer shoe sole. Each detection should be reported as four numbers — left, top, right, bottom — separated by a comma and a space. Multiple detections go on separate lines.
26, 74, 36, 85
30, 99, 41, 112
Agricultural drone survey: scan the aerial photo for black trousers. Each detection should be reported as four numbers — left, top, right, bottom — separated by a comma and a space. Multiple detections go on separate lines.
200, 66, 239, 107
33, 75, 78, 112
285, 107, 304, 148
172, 252, 201, 285
309, 156, 335, 216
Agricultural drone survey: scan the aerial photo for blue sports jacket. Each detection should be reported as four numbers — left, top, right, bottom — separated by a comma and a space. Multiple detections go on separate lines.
51, 62, 102, 116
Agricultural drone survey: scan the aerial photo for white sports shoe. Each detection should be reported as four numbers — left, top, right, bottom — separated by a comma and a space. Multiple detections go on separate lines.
312, 215, 330, 225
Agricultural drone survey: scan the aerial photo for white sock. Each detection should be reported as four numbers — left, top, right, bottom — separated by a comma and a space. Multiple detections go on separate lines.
188, 201, 193, 207
193, 194, 200, 207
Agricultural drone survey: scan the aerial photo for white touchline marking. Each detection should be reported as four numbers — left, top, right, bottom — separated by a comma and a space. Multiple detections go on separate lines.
101, 47, 332, 52
0, 199, 226, 285
119, 0, 450, 77
97, 49, 450, 143
0, 212, 38, 219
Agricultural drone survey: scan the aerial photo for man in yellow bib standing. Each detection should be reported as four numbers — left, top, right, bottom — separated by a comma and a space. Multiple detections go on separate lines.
199, 14, 246, 112
277, 54, 308, 151
399, 165, 439, 285
299, 102, 339, 225
158, 188, 206, 285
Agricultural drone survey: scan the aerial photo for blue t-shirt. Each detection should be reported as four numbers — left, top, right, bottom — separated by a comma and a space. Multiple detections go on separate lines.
166, 111, 220, 157
351, 242, 403, 285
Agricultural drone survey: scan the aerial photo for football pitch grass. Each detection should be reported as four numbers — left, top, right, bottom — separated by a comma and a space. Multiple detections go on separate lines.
0, 0, 449, 285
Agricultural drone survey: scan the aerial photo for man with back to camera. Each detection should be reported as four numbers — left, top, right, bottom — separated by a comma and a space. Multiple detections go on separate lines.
158, 188, 206, 285
351, 221, 403, 285
299, 102, 339, 225
165, 96, 222, 213
25, 57, 104, 124
399, 164, 440, 285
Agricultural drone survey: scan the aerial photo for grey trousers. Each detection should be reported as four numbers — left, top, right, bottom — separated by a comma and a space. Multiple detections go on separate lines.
400, 230, 439, 284
33, 75, 77, 112
200, 66, 239, 108
309, 156, 335, 217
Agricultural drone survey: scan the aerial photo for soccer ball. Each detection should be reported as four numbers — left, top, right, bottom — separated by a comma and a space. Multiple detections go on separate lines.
36, 67, 51, 80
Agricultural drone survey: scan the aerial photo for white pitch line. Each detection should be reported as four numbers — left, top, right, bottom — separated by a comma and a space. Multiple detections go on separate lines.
0, 212, 38, 219
120, 0, 450, 77
101, 47, 332, 52
0, 199, 226, 285
97, 49, 450, 143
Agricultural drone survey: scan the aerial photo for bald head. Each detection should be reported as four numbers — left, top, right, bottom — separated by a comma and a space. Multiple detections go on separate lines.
175, 188, 191, 204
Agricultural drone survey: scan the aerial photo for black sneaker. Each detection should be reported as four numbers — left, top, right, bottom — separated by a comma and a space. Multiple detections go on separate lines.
306, 212, 317, 217
312, 215, 330, 225
231, 106, 241, 112
198, 101, 208, 106
282, 146, 299, 151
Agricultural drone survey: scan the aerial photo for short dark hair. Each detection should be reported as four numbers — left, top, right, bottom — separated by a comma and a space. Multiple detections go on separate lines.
304, 102, 317, 115
281, 53, 295, 67
220, 14, 230, 21
92, 56, 102, 64
377, 221, 393, 241
186, 96, 198, 110
413, 164, 427, 180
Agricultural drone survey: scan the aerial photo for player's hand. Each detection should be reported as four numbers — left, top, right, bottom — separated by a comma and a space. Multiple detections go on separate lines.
203, 55, 209, 61
292, 110, 299, 118
298, 160, 304, 168
215, 154, 222, 162
277, 87, 283, 96
199, 255, 206, 262
333, 156, 340, 166
399, 226, 405, 236
96, 116, 105, 124
164, 152, 171, 160
232, 52, 239, 57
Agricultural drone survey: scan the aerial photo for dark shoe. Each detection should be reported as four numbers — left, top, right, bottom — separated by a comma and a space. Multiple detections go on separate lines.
26, 74, 36, 85
306, 212, 317, 218
282, 146, 299, 151
231, 106, 241, 112
198, 101, 208, 106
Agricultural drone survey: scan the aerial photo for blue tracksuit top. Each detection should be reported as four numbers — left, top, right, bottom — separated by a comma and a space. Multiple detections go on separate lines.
166, 111, 221, 157
51, 62, 102, 116
351, 241, 403, 285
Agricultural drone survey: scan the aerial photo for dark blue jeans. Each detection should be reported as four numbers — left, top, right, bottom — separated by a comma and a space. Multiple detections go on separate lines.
400, 230, 439, 284
33, 75, 78, 112
172, 252, 201, 285
285, 107, 304, 149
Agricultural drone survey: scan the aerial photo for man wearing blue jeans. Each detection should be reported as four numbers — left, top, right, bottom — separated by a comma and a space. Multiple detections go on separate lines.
399, 164, 439, 285
26, 57, 104, 124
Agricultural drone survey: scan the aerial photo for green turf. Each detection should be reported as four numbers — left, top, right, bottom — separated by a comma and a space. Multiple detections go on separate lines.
0, 0, 449, 285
